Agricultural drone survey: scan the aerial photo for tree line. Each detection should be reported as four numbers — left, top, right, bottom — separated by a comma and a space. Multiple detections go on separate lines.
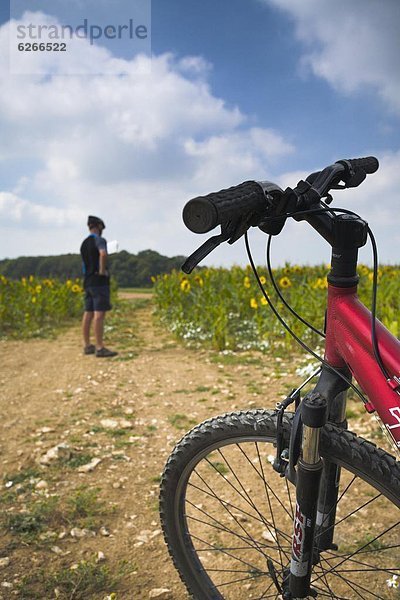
0, 249, 187, 288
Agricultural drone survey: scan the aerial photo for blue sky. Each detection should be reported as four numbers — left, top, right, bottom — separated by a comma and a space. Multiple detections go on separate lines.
0, 0, 399, 266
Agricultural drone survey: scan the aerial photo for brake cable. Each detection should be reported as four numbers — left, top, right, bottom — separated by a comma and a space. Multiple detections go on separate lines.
265, 234, 326, 339
367, 226, 391, 380
253, 204, 390, 385
245, 231, 368, 404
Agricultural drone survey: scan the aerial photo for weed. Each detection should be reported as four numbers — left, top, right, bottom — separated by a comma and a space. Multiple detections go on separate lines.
168, 414, 196, 430
109, 428, 129, 437
66, 452, 95, 469
3, 496, 61, 541
195, 385, 211, 393
17, 558, 129, 599
67, 486, 105, 528
3, 467, 41, 486
209, 461, 229, 475
247, 382, 262, 395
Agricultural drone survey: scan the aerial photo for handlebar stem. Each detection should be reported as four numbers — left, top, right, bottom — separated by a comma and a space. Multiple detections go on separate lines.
328, 214, 368, 287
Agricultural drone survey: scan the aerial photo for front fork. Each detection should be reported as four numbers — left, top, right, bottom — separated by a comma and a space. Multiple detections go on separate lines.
289, 393, 327, 598
281, 368, 349, 599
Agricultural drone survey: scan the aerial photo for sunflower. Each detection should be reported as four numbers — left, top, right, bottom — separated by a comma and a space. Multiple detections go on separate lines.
243, 276, 251, 289
279, 276, 292, 289
250, 298, 258, 309
180, 279, 191, 293
194, 275, 204, 287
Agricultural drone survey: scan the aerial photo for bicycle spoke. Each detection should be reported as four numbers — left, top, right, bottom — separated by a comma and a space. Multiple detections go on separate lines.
315, 556, 366, 599
317, 562, 337, 599
186, 499, 274, 566
203, 447, 293, 550
321, 548, 400, 575
202, 456, 275, 531
186, 504, 286, 574
312, 520, 400, 585
188, 480, 267, 525
251, 579, 276, 599
190, 532, 271, 577
315, 473, 357, 535
187, 513, 271, 560
254, 441, 288, 568
236, 443, 293, 520
317, 491, 382, 541
214, 445, 287, 544
215, 574, 271, 589
191, 467, 291, 552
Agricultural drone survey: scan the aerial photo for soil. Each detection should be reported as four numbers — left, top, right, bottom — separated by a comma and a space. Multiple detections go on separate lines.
0, 295, 394, 599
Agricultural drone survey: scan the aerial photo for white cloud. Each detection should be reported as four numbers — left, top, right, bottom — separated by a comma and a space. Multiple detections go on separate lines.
0, 191, 85, 225
263, 0, 400, 115
1, 9, 399, 268
0, 12, 295, 262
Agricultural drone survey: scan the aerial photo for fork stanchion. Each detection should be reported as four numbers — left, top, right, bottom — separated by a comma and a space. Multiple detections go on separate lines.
289, 393, 327, 599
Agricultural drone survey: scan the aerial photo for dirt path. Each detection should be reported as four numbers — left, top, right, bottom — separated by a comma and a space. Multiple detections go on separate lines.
0, 299, 291, 599
0, 299, 378, 599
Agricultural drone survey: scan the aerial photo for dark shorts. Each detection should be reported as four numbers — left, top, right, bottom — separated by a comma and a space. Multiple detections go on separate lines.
84, 285, 112, 312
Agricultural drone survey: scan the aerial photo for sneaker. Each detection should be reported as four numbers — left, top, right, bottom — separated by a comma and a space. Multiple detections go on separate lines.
95, 347, 118, 358
83, 344, 95, 355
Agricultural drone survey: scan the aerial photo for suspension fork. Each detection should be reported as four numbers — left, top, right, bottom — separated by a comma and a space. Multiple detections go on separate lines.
314, 366, 350, 551
289, 392, 327, 598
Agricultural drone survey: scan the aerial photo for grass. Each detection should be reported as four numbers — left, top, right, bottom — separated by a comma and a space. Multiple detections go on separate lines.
247, 382, 262, 395
17, 558, 132, 599
65, 452, 95, 469
209, 461, 229, 475
195, 385, 211, 393
90, 425, 131, 437
341, 532, 389, 554
67, 486, 106, 527
168, 413, 197, 430
209, 353, 264, 366
119, 287, 153, 294
3, 467, 42, 486
1, 486, 108, 543
3, 496, 61, 541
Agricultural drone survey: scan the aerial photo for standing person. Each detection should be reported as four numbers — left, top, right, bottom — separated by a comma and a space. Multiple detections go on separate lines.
80, 216, 118, 358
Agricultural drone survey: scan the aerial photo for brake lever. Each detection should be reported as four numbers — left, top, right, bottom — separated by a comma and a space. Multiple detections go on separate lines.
182, 230, 231, 274
182, 211, 263, 273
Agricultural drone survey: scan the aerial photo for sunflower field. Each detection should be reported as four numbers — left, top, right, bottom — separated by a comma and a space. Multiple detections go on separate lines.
0, 275, 84, 338
153, 264, 400, 353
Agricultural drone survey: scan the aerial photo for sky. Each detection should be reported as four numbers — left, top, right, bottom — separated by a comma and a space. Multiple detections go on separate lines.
0, 0, 399, 267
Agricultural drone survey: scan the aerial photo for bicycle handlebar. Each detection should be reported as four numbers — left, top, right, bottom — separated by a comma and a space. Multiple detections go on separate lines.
182, 181, 269, 234
181, 156, 379, 272
344, 156, 379, 174
183, 157, 379, 234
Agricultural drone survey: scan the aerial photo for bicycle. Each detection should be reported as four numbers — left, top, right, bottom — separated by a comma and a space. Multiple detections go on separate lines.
159, 157, 400, 599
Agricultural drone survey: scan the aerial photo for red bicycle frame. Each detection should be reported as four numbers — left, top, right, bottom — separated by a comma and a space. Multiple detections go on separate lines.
325, 283, 400, 448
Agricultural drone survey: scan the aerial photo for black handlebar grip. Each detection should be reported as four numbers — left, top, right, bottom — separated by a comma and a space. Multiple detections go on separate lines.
182, 181, 266, 233
346, 156, 379, 174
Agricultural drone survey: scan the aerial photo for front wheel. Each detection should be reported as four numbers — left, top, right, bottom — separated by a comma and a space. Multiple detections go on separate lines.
160, 409, 400, 599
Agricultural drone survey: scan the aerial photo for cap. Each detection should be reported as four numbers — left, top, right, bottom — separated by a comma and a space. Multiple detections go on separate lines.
87, 215, 105, 229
